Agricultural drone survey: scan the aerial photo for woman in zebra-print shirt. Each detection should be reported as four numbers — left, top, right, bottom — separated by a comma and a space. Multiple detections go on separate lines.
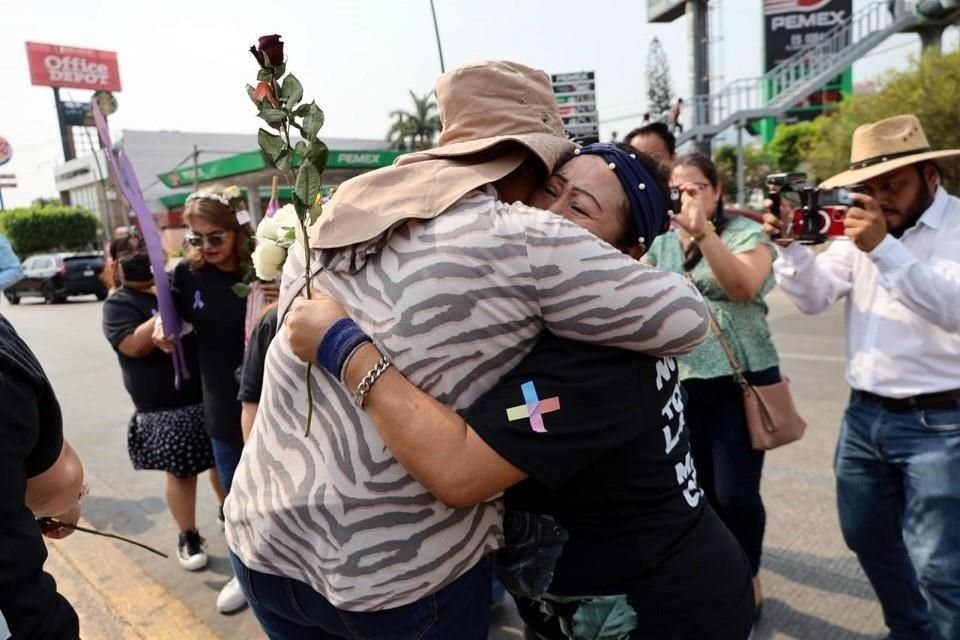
284, 146, 756, 639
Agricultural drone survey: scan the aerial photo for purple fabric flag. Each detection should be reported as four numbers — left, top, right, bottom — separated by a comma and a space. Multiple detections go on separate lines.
92, 100, 190, 387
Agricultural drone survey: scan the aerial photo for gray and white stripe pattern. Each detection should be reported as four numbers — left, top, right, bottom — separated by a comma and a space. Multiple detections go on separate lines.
225, 193, 709, 611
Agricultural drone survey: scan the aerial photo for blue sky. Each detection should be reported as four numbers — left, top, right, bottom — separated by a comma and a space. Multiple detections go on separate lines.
0, 0, 956, 207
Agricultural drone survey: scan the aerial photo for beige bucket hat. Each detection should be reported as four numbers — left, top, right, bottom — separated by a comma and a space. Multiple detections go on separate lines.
309, 60, 575, 249
820, 114, 960, 189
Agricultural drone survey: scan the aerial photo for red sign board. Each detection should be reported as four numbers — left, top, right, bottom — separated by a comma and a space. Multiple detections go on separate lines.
0, 137, 11, 166
26, 42, 122, 92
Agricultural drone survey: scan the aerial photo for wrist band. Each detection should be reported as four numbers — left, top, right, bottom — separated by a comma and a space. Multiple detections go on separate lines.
355, 356, 392, 408
316, 318, 371, 380
692, 221, 716, 243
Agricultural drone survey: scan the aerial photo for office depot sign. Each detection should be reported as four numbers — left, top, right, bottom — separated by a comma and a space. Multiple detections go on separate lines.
26, 42, 122, 91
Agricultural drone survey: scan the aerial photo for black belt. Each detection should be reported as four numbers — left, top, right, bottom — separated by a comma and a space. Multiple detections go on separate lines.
854, 389, 960, 413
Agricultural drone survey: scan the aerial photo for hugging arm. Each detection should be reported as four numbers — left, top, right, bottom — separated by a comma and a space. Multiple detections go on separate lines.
521, 208, 709, 356
285, 297, 526, 508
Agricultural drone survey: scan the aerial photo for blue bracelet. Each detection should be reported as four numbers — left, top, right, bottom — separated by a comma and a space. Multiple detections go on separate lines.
316, 318, 371, 380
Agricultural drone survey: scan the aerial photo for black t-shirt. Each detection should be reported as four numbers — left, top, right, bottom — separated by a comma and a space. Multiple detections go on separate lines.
0, 315, 80, 639
465, 333, 754, 640
238, 306, 278, 403
172, 260, 246, 445
102, 286, 203, 413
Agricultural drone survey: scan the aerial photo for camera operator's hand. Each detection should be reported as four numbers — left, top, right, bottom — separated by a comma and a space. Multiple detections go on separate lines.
844, 193, 887, 253
762, 198, 796, 247
670, 184, 712, 238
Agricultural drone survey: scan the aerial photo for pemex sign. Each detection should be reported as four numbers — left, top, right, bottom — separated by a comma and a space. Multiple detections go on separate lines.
26, 42, 122, 92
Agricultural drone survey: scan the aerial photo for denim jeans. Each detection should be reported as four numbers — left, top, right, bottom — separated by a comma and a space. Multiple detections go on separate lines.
683, 366, 780, 576
836, 392, 960, 640
210, 436, 244, 495
230, 553, 492, 639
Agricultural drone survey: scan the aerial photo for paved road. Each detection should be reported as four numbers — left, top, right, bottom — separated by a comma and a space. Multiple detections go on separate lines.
4, 289, 888, 639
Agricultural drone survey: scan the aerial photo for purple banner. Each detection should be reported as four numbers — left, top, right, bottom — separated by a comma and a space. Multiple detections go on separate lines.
92, 100, 190, 387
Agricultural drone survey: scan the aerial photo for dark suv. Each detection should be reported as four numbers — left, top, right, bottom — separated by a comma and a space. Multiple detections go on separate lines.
5, 252, 108, 304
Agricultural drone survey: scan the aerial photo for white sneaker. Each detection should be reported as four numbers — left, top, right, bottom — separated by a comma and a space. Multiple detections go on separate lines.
216, 576, 248, 614
176, 530, 208, 571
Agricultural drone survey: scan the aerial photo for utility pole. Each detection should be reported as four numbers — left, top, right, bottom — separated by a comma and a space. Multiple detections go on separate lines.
688, 0, 711, 155
429, 0, 446, 74
192, 144, 199, 190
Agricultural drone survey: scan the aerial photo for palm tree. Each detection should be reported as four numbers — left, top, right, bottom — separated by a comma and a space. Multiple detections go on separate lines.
386, 90, 441, 151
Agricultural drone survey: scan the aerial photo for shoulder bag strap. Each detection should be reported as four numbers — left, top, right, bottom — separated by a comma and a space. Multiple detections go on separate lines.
687, 273, 746, 384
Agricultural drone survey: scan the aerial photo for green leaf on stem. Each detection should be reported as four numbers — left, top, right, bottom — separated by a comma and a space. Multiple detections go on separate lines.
256, 68, 274, 83
231, 282, 251, 297
258, 104, 287, 129
272, 63, 286, 77
295, 164, 323, 214
305, 140, 329, 174
294, 141, 308, 158
280, 74, 304, 108
292, 103, 312, 117
301, 102, 325, 139
257, 129, 285, 165
276, 150, 292, 172
309, 200, 323, 225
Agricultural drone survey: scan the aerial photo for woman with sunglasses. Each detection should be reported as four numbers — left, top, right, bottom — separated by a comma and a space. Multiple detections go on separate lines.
102, 235, 216, 572
646, 153, 780, 618
154, 187, 258, 613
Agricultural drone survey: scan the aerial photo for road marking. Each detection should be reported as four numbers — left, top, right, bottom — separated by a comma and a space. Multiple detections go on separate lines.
45, 520, 220, 640
779, 352, 847, 364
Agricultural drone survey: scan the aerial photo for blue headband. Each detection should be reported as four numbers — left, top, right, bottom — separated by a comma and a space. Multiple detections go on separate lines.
573, 143, 669, 245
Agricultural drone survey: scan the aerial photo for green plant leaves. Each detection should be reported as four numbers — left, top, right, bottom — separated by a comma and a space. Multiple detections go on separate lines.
294, 141, 307, 158
301, 102, 325, 139
258, 129, 285, 166
256, 68, 274, 83
258, 104, 287, 130
304, 140, 329, 174
280, 74, 303, 108
570, 595, 637, 640
295, 163, 322, 214
231, 282, 252, 298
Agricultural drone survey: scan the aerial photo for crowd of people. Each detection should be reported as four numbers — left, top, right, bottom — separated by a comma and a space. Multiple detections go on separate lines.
2, 58, 958, 640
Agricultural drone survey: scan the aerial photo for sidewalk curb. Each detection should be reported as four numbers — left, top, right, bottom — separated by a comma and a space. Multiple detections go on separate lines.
46, 521, 221, 640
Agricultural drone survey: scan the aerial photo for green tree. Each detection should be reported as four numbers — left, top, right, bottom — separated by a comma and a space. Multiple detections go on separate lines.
768, 120, 818, 172
779, 48, 960, 190
386, 90, 441, 151
713, 145, 774, 204
646, 38, 673, 118
0, 205, 99, 257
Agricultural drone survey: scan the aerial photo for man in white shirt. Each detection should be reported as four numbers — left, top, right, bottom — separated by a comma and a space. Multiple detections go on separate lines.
762, 114, 960, 640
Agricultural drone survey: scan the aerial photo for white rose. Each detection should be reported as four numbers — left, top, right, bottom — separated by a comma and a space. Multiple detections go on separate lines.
256, 216, 280, 241
222, 185, 242, 200
251, 239, 287, 281
272, 204, 300, 248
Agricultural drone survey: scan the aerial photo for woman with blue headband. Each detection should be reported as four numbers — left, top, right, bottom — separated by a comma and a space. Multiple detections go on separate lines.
283, 143, 755, 639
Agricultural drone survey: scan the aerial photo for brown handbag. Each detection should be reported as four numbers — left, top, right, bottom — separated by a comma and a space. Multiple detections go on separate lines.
707, 313, 807, 451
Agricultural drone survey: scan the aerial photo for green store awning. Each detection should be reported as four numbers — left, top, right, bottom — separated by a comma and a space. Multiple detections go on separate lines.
158, 184, 337, 209
157, 148, 402, 189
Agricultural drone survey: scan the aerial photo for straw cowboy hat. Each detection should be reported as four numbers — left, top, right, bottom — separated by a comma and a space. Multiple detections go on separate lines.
310, 60, 575, 249
820, 114, 960, 189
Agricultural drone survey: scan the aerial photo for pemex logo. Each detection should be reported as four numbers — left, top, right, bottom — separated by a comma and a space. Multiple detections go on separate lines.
765, 0, 833, 15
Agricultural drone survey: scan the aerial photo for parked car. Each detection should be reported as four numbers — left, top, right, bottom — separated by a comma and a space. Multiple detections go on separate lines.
5, 252, 108, 305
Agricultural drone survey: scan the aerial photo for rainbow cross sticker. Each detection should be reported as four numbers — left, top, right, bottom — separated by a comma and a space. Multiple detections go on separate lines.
506, 381, 561, 433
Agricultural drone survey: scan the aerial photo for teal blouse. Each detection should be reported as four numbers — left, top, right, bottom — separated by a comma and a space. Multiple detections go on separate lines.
646, 215, 779, 381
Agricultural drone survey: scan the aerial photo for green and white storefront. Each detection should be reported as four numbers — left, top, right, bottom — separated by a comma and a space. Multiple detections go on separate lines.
155, 147, 403, 228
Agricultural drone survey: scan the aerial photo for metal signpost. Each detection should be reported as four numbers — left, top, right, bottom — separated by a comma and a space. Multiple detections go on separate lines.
552, 71, 599, 145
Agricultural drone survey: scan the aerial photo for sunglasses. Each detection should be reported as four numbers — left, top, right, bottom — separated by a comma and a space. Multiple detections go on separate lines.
184, 230, 232, 248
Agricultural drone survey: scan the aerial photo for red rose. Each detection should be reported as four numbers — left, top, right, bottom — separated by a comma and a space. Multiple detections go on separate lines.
250, 34, 284, 68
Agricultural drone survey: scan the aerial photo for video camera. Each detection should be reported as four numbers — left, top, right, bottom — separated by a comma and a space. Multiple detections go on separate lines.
766, 172, 865, 244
